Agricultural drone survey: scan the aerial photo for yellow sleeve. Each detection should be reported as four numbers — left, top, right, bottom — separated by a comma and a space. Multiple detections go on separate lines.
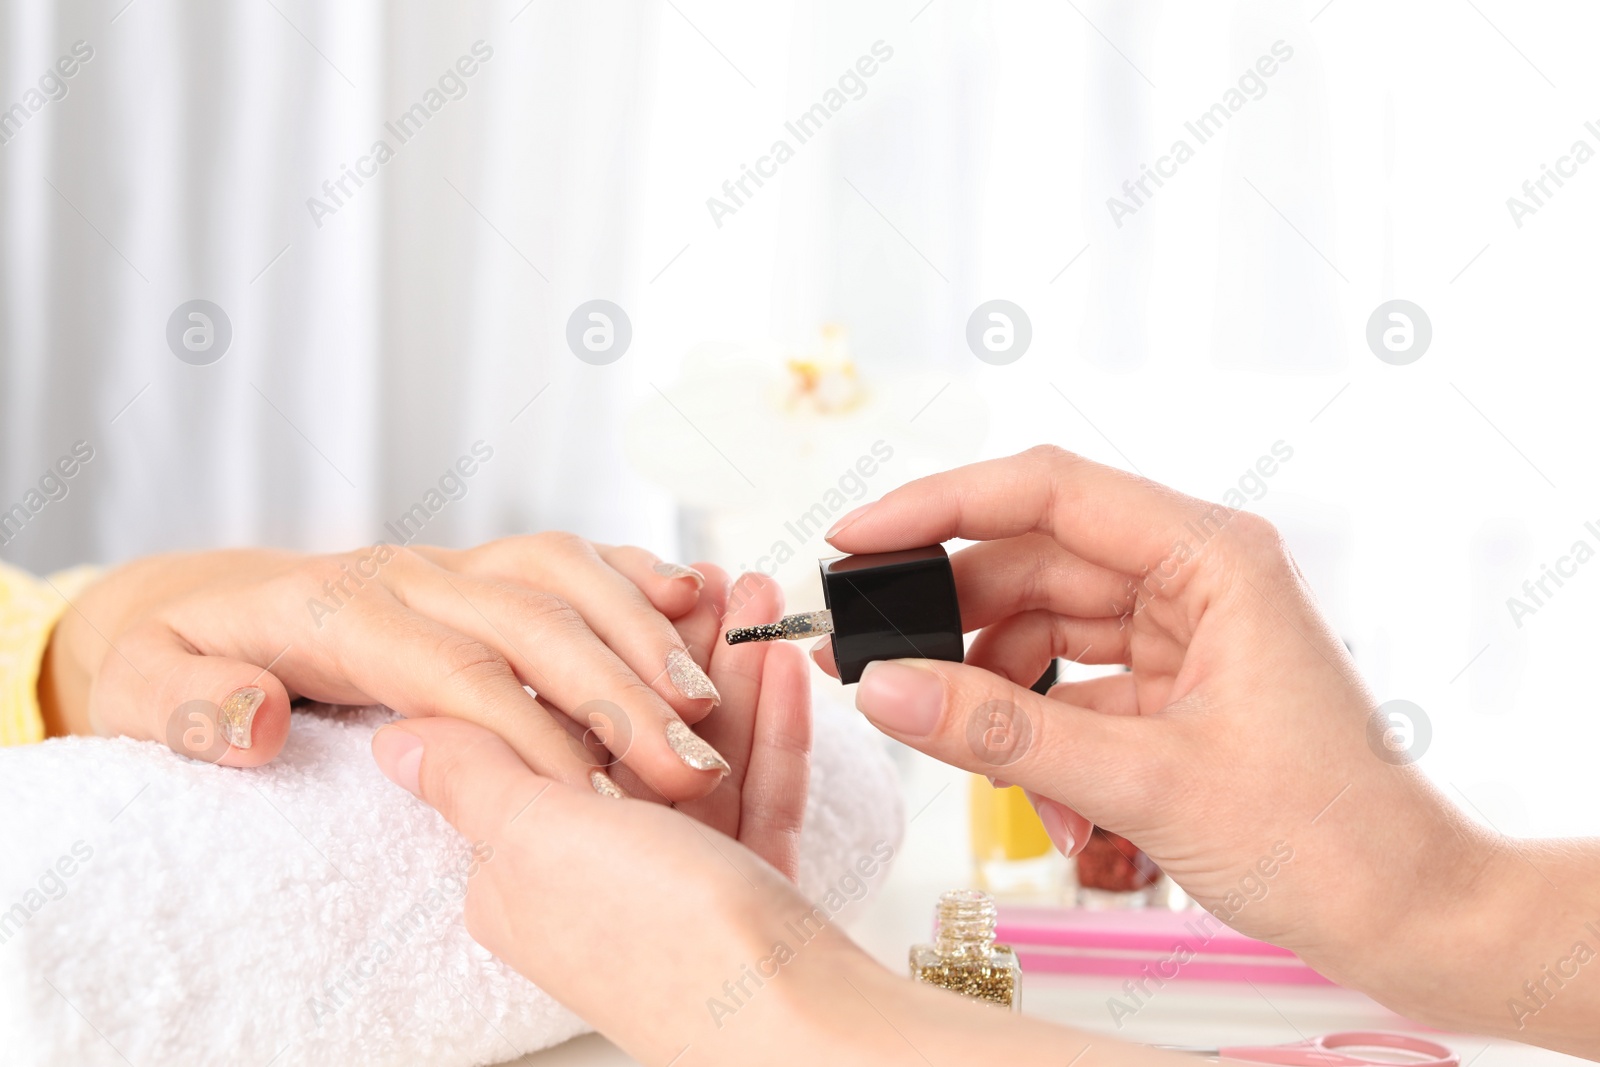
0, 560, 102, 746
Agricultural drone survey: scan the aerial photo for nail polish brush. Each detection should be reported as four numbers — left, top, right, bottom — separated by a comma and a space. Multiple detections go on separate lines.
725, 544, 964, 683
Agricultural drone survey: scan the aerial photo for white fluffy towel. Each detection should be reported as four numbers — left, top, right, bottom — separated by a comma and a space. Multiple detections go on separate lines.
0, 695, 903, 1066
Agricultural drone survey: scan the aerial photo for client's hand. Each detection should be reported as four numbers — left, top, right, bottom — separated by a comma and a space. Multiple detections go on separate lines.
40, 535, 734, 802
368, 644, 836, 1063
621, 564, 812, 879
368, 706, 1187, 1067
817, 446, 1600, 1053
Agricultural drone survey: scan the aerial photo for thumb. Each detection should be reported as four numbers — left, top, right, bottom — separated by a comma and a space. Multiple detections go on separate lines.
853, 658, 1157, 824
90, 619, 292, 767
371, 717, 555, 846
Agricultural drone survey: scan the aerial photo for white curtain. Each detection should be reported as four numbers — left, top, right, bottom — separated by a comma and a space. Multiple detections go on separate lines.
1, 0, 678, 570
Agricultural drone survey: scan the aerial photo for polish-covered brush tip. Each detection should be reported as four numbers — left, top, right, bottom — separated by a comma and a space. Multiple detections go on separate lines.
724, 610, 834, 645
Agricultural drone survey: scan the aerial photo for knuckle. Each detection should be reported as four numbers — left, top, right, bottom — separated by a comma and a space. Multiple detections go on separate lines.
757, 724, 812, 764
1024, 443, 1071, 464
437, 636, 513, 688
377, 544, 428, 577
1024, 547, 1057, 608
612, 676, 664, 709
1024, 443, 1081, 480
514, 590, 580, 628
298, 555, 349, 588
1225, 510, 1285, 559
458, 537, 513, 569
530, 529, 591, 559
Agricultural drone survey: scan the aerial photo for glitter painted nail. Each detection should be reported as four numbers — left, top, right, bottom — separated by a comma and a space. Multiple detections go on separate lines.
218, 687, 265, 749
652, 560, 706, 587
665, 647, 720, 705
590, 769, 627, 799
665, 720, 730, 775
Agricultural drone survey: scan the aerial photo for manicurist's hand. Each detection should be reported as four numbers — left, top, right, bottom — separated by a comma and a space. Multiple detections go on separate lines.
39, 535, 735, 802
369, 701, 1190, 1067
817, 446, 1600, 1057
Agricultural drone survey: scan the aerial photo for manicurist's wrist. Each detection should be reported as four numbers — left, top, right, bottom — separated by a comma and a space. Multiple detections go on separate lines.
1317, 803, 1527, 1033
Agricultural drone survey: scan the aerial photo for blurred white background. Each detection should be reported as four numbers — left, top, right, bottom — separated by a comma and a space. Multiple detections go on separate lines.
2, 0, 1597, 840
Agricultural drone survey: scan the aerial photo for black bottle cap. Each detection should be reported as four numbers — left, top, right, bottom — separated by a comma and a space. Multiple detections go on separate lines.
819, 544, 965, 684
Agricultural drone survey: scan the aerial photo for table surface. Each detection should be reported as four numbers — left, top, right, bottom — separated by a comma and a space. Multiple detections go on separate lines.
504, 730, 1585, 1066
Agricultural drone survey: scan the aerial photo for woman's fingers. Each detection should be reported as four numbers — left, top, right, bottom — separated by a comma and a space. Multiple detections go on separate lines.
826, 444, 1228, 579
951, 534, 1133, 630
851, 657, 1158, 822
439, 535, 722, 720
809, 609, 1130, 686
963, 610, 1131, 687
809, 636, 838, 677
592, 543, 705, 619
735, 642, 811, 880
91, 619, 292, 767
371, 717, 554, 857
1026, 788, 1093, 859
673, 572, 785, 838
306, 594, 636, 792
377, 556, 729, 802
1047, 673, 1142, 717
668, 562, 730, 674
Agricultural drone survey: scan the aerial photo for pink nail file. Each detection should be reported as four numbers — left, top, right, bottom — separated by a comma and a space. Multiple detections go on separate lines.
992, 905, 1334, 986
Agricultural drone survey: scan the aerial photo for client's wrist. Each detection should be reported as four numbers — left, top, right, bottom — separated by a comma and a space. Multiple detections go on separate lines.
750, 933, 899, 1063
39, 595, 98, 736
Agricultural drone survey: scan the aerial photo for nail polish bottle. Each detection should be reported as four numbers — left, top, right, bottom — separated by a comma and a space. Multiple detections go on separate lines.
1070, 827, 1168, 909
1062, 668, 1173, 908
969, 780, 1055, 897
969, 662, 1061, 898
909, 890, 1021, 1010
725, 544, 964, 683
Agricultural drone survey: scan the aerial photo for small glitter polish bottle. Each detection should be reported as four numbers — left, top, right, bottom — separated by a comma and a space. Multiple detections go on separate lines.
909, 890, 1021, 1010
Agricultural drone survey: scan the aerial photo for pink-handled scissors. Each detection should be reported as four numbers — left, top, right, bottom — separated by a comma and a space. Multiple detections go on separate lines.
1157, 1030, 1458, 1066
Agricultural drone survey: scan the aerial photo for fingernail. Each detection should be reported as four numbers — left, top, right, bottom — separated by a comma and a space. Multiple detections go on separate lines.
855, 661, 943, 737
652, 561, 706, 587
590, 769, 627, 799
986, 776, 1013, 790
218, 687, 265, 749
372, 725, 424, 797
825, 502, 875, 540
666, 720, 731, 775
1035, 798, 1075, 857
666, 647, 720, 705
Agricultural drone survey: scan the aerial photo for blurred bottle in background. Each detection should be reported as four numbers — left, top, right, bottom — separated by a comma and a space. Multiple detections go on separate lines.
969, 778, 1059, 898
970, 661, 1184, 908
1069, 827, 1169, 909
969, 662, 1062, 900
